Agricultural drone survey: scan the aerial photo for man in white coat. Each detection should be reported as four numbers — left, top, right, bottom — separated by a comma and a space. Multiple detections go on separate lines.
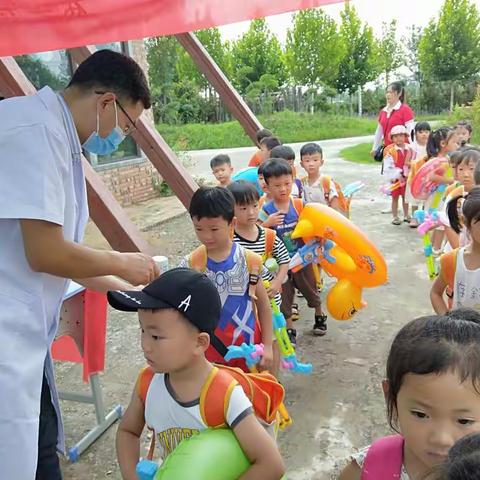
0, 50, 160, 480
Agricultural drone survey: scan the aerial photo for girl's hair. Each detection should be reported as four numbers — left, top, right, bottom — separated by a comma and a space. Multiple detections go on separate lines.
385, 309, 480, 431
447, 186, 480, 234
411, 121, 432, 142
426, 127, 455, 159
388, 81, 405, 103
438, 432, 480, 479
227, 180, 260, 206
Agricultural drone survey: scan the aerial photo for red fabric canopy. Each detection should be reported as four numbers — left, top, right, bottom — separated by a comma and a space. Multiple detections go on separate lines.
0, 0, 343, 57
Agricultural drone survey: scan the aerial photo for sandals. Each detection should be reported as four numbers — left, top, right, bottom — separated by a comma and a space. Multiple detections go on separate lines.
403, 217, 412, 223
392, 218, 402, 225
409, 218, 419, 228
292, 303, 300, 322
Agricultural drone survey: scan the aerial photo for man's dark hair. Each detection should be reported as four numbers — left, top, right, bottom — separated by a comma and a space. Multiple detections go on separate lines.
210, 154, 231, 169
270, 145, 295, 161
300, 143, 323, 158
259, 136, 282, 151
256, 128, 273, 143
68, 50, 151, 109
262, 158, 293, 184
189, 186, 235, 223
227, 180, 260, 206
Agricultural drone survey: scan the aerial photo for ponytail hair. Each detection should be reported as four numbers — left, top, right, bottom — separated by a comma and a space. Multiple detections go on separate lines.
448, 187, 480, 234
426, 126, 454, 159
388, 81, 405, 103
447, 193, 466, 234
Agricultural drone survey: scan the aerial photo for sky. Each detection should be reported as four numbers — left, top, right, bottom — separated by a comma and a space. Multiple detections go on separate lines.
219, 0, 480, 44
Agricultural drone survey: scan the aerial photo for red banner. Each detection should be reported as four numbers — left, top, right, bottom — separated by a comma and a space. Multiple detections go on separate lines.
0, 0, 343, 57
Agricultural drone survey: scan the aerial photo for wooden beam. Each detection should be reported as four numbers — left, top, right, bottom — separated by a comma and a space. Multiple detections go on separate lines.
0, 55, 152, 254
68, 46, 198, 209
175, 32, 262, 144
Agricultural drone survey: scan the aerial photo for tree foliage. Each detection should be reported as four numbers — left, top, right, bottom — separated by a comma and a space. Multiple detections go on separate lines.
376, 20, 404, 85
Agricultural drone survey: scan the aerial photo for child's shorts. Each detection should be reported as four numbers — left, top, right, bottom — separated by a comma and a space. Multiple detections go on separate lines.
391, 181, 406, 199
281, 264, 321, 319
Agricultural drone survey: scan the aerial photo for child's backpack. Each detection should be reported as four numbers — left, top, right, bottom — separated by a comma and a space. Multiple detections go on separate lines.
137, 364, 285, 430
321, 175, 350, 216
262, 227, 276, 263
440, 248, 458, 308
361, 435, 404, 479
188, 244, 262, 300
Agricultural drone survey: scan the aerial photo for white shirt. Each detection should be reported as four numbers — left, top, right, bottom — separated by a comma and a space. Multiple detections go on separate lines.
301, 177, 338, 204
0, 87, 88, 479
453, 247, 480, 310
145, 372, 252, 459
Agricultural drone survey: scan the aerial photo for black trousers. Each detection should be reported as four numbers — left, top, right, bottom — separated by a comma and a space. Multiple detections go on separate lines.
36, 374, 62, 480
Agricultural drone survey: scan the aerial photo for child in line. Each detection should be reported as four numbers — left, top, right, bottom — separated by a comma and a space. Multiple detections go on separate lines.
258, 159, 326, 344
248, 128, 273, 167
456, 120, 473, 148
210, 153, 233, 187
180, 187, 274, 372
382, 125, 412, 225
259, 136, 282, 164
340, 309, 480, 480
299, 143, 341, 211
228, 181, 290, 376
109, 268, 285, 479
270, 145, 303, 199
431, 187, 480, 314
406, 122, 431, 227
257, 162, 271, 209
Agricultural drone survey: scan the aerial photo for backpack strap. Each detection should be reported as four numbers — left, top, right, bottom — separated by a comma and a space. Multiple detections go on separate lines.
137, 365, 155, 405
200, 366, 238, 429
245, 249, 262, 300
263, 227, 276, 260
188, 245, 208, 272
292, 197, 304, 217
321, 175, 331, 205
361, 435, 404, 480
440, 249, 458, 291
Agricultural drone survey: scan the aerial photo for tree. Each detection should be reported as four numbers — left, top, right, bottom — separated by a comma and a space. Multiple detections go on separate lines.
418, 0, 480, 110
335, 4, 378, 114
376, 20, 404, 86
230, 18, 286, 93
403, 25, 423, 83
285, 8, 344, 87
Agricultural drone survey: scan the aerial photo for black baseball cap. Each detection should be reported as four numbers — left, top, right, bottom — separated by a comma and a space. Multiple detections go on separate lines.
107, 267, 221, 334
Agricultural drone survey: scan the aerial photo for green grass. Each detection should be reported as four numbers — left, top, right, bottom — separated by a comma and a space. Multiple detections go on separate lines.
157, 110, 377, 151
339, 142, 375, 165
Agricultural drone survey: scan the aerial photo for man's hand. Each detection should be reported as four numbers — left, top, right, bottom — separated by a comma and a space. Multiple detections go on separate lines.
258, 343, 273, 371
117, 252, 160, 286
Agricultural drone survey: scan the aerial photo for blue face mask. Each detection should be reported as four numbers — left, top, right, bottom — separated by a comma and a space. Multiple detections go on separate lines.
82, 102, 126, 156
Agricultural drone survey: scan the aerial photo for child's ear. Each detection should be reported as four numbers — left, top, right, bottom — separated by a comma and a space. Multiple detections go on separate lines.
197, 332, 210, 352
382, 379, 389, 402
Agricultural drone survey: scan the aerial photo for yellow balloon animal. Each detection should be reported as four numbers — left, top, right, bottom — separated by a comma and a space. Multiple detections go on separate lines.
291, 203, 387, 320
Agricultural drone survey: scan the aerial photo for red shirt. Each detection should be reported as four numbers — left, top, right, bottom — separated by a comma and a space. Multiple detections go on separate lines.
378, 102, 414, 146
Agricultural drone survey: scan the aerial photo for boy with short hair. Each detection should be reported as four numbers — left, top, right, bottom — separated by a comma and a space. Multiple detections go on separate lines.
210, 153, 233, 187
271, 144, 303, 199
180, 187, 274, 372
109, 268, 285, 480
248, 128, 273, 167
299, 143, 341, 211
259, 136, 282, 163
258, 159, 327, 344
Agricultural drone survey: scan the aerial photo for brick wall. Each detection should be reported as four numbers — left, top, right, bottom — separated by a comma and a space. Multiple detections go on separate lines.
98, 159, 161, 206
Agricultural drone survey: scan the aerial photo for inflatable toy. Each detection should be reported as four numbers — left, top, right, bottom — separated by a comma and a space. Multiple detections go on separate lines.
411, 157, 449, 200
290, 203, 387, 320
231, 167, 263, 195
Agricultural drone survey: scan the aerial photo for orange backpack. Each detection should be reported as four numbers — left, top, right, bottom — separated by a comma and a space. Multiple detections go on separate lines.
321, 175, 350, 216
137, 364, 285, 428
440, 249, 458, 308
262, 227, 276, 262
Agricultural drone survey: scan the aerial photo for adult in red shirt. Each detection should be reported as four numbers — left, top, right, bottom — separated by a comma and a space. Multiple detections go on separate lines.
371, 81, 415, 157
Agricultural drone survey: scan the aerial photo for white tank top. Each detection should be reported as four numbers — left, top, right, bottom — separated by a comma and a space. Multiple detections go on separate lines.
453, 247, 480, 310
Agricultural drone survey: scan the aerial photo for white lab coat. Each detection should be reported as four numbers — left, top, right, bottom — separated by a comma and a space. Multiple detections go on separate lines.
0, 86, 88, 479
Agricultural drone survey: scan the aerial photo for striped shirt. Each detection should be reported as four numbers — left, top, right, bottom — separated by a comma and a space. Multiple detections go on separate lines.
234, 225, 290, 307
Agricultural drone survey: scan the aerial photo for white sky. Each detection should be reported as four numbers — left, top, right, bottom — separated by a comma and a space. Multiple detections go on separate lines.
219, 0, 480, 44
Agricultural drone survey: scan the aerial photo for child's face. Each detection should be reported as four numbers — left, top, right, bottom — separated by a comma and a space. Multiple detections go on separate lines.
456, 160, 476, 191
234, 201, 259, 228
443, 134, 460, 154
139, 309, 206, 373
300, 153, 323, 176
192, 215, 233, 252
416, 129, 430, 146
392, 133, 407, 147
259, 144, 270, 162
212, 163, 233, 186
394, 371, 480, 472
266, 174, 293, 202
456, 126, 471, 145
258, 174, 268, 194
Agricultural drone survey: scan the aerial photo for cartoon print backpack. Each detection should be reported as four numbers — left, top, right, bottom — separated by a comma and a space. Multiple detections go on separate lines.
361, 435, 404, 479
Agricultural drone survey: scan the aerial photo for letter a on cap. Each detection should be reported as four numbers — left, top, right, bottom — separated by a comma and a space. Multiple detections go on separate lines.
178, 295, 191, 312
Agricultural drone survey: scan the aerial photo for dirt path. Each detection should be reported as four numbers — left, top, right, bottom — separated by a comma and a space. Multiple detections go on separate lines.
59, 145, 433, 479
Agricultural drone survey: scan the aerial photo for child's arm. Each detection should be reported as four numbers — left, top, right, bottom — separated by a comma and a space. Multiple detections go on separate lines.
445, 226, 460, 250
255, 281, 274, 371
233, 414, 285, 480
116, 384, 146, 480
339, 460, 361, 480
428, 172, 454, 185
329, 196, 342, 212
267, 263, 289, 298
260, 211, 285, 228
430, 273, 449, 314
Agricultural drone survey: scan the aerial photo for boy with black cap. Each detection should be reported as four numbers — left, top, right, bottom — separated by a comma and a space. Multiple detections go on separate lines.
109, 268, 285, 480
